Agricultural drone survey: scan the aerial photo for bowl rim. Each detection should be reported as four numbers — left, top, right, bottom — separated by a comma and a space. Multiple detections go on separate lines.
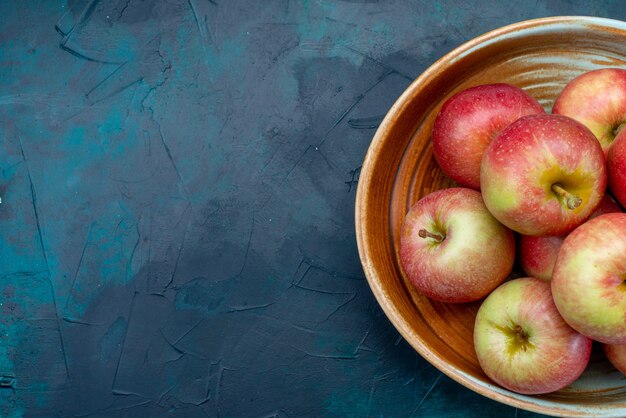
355, 15, 626, 417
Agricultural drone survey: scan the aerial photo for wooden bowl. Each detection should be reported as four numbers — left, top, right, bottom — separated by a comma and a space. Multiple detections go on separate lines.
355, 16, 626, 417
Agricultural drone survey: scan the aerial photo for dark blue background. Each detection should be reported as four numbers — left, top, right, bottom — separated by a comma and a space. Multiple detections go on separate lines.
1, 1, 623, 417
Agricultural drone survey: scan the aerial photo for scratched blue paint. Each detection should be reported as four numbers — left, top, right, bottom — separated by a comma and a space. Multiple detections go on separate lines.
99, 317, 128, 362
0, 166, 47, 276
174, 16, 246, 80
0, 273, 64, 393
323, 383, 372, 417
64, 220, 138, 318
296, 0, 336, 43
8, 1, 626, 416
174, 277, 231, 314
278, 64, 299, 101
97, 109, 124, 135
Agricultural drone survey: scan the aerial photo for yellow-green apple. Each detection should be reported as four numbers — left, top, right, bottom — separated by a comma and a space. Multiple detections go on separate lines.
552, 213, 626, 344
553, 68, 626, 156
481, 114, 606, 236
474, 277, 592, 395
518, 195, 621, 280
604, 344, 626, 375
432, 83, 544, 189
399, 187, 515, 303
608, 130, 626, 207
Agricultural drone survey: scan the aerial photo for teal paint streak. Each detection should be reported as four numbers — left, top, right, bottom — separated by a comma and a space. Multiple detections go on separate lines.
13, 93, 148, 317
174, 16, 244, 81
63, 219, 138, 318
297, 0, 335, 43
99, 317, 128, 362
290, 0, 365, 73
0, 166, 47, 276
278, 64, 299, 101
323, 386, 372, 417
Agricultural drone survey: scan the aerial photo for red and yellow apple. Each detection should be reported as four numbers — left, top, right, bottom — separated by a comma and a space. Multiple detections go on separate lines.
552, 213, 626, 344
480, 114, 606, 236
474, 277, 592, 395
399, 187, 515, 303
553, 68, 626, 156
432, 83, 544, 189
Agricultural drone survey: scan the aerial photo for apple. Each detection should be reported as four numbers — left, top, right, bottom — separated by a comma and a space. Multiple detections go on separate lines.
518, 235, 563, 281
603, 344, 626, 375
480, 113, 606, 236
399, 187, 515, 303
474, 277, 592, 395
432, 83, 544, 189
552, 213, 626, 344
553, 68, 626, 156
608, 129, 626, 207
518, 195, 621, 280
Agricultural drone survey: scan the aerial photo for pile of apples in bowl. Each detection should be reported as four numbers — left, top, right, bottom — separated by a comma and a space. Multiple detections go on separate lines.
355, 16, 626, 417
400, 71, 626, 396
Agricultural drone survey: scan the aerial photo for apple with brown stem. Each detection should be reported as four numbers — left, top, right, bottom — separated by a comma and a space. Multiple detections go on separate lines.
481, 114, 606, 236
399, 187, 515, 303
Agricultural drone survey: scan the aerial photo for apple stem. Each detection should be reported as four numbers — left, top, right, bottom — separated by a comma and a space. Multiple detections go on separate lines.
418, 229, 444, 242
514, 325, 528, 344
551, 184, 582, 210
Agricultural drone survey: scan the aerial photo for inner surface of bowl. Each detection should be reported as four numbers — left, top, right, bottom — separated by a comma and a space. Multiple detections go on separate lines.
356, 16, 626, 417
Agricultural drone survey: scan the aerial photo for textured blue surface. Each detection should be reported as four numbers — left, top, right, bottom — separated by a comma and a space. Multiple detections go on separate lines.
1, 1, 625, 416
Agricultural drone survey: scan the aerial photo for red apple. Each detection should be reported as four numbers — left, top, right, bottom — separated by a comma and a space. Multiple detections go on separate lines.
480, 114, 606, 236
608, 129, 626, 207
432, 83, 544, 189
518, 195, 621, 280
399, 187, 515, 303
474, 277, 592, 395
552, 213, 626, 344
604, 344, 626, 375
518, 235, 563, 281
553, 68, 626, 156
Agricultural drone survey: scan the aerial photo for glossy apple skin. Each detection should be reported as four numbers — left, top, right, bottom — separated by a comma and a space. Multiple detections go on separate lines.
481, 114, 606, 236
474, 277, 592, 395
519, 235, 563, 280
604, 344, 626, 375
608, 130, 626, 207
552, 213, 626, 344
432, 83, 544, 189
518, 195, 621, 280
553, 68, 626, 156
399, 188, 515, 303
